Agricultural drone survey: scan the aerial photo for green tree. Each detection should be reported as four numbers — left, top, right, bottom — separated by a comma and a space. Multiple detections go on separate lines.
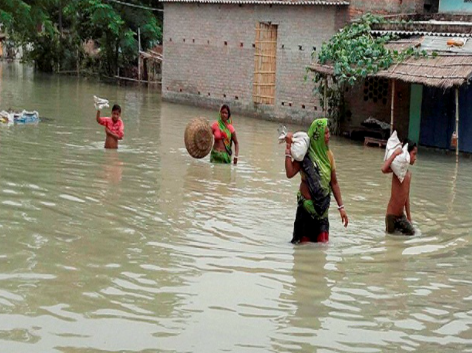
1, 0, 162, 75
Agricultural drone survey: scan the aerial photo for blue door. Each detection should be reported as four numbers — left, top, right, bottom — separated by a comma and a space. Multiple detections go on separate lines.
420, 87, 455, 150
459, 85, 472, 153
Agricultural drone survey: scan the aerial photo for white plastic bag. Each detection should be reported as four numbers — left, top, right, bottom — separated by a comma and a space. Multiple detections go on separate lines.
384, 131, 410, 183
290, 132, 310, 161
94, 95, 109, 111
0, 110, 14, 125
278, 125, 288, 144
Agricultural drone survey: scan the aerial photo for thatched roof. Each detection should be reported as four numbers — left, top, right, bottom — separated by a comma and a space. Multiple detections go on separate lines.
309, 36, 472, 89
375, 55, 472, 88
161, 0, 348, 4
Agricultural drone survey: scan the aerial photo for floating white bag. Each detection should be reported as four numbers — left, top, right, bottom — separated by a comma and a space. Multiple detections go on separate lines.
290, 132, 310, 161
0, 110, 14, 125
384, 131, 410, 183
94, 95, 109, 111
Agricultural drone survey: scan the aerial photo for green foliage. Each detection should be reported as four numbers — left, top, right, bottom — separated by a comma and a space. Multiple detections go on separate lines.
315, 13, 425, 86
312, 13, 433, 133
1, 0, 162, 75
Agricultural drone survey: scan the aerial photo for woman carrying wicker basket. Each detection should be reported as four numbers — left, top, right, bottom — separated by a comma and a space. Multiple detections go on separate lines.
210, 104, 239, 164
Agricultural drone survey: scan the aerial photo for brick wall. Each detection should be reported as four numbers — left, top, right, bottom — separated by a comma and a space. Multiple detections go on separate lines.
349, 0, 425, 18
162, 3, 348, 125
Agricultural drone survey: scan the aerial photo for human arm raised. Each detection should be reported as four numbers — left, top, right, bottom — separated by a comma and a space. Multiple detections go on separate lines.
381, 148, 402, 174
284, 142, 301, 178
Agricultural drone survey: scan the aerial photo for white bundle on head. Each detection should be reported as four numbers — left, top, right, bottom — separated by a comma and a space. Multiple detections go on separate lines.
94, 95, 109, 111
290, 132, 310, 161
384, 131, 410, 183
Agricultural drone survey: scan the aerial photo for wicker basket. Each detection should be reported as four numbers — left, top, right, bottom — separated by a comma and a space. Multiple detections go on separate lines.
184, 117, 213, 159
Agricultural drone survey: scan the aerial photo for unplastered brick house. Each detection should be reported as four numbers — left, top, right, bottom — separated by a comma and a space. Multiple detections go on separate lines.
161, 0, 429, 124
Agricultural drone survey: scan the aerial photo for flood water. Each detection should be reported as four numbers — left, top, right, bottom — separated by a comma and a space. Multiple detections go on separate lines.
0, 62, 472, 352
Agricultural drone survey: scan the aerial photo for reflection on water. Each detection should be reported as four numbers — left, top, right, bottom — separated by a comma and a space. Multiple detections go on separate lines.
0, 62, 472, 352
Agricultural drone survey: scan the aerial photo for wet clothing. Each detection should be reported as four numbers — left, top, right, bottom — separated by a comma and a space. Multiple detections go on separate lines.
210, 149, 231, 164
385, 214, 415, 235
210, 108, 235, 164
291, 118, 334, 244
212, 121, 235, 145
98, 117, 124, 139
292, 193, 330, 244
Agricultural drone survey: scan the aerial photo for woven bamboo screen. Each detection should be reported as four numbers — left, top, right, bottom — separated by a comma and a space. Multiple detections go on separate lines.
253, 22, 277, 105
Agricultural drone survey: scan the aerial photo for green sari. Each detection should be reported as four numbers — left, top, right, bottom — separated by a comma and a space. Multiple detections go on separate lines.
292, 118, 332, 243
210, 108, 233, 164
307, 118, 332, 193
300, 118, 332, 219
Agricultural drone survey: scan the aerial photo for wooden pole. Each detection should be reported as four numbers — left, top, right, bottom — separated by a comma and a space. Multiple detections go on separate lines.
390, 79, 395, 135
324, 77, 328, 117
455, 87, 459, 163
76, 48, 79, 76
138, 27, 141, 83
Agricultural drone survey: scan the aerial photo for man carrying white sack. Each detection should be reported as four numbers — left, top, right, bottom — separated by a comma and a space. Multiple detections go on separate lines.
381, 135, 418, 235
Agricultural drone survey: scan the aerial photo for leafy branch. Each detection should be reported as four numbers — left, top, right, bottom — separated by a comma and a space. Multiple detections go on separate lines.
312, 13, 434, 132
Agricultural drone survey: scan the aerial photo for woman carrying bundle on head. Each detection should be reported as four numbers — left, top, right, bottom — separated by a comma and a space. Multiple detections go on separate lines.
284, 118, 348, 244
210, 104, 239, 165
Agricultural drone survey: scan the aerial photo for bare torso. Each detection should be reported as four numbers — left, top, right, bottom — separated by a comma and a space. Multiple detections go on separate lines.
299, 179, 311, 199
212, 139, 226, 152
387, 171, 411, 216
104, 134, 119, 149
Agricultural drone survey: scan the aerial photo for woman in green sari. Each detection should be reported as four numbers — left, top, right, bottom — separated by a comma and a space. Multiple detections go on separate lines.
210, 104, 240, 164
285, 118, 348, 243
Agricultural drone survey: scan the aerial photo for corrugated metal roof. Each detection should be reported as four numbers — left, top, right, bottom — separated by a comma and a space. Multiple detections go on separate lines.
414, 20, 472, 27
162, 0, 348, 4
421, 36, 472, 54
371, 30, 472, 38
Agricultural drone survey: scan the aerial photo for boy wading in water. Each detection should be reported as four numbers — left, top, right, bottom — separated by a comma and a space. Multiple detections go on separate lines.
96, 104, 124, 149
381, 140, 418, 235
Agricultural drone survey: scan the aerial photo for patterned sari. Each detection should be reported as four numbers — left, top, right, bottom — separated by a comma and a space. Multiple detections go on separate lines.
210, 107, 234, 164
292, 118, 332, 243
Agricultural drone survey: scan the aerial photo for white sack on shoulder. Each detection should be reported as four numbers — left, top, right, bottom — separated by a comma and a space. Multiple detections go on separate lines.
384, 130, 401, 161
385, 131, 410, 183
291, 132, 310, 161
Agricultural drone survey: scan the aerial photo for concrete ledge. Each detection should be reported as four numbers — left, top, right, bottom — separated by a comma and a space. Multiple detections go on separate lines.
162, 91, 322, 127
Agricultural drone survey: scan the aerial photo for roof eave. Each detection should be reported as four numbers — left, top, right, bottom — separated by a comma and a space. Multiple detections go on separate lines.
161, 0, 349, 4
308, 62, 472, 89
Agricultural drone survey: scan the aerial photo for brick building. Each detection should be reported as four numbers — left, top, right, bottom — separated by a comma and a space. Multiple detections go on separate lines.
161, 0, 433, 123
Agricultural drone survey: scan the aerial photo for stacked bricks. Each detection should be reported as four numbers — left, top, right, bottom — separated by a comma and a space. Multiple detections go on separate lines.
349, 0, 424, 18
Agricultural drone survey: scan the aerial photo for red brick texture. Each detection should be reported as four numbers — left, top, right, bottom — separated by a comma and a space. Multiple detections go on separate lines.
349, 0, 424, 18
